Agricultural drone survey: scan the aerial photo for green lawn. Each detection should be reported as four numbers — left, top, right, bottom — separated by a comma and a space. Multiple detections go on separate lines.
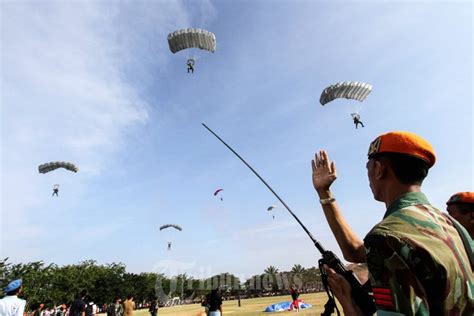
130, 292, 342, 316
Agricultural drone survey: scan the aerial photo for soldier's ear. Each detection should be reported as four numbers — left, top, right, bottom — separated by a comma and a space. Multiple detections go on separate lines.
373, 160, 387, 180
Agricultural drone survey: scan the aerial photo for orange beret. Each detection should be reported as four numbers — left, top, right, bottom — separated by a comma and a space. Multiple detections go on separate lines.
447, 192, 474, 205
367, 131, 436, 168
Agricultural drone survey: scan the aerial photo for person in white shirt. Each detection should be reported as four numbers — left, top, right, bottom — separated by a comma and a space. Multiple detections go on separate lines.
0, 279, 26, 316
91, 303, 98, 316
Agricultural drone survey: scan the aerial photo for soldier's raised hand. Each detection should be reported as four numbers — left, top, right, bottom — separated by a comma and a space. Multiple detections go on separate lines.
312, 150, 337, 192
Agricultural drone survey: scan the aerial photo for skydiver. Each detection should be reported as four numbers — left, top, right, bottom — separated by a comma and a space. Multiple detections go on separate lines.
187, 59, 194, 74
352, 113, 365, 129
52, 184, 59, 197
167, 242, 172, 251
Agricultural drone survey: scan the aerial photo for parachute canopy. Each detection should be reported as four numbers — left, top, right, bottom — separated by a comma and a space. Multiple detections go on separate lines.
320, 81, 372, 106
264, 300, 312, 312
214, 189, 223, 196
160, 224, 182, 231
267, 206, 276, 211
39, 161, 78, 174
168, 28, 216, 54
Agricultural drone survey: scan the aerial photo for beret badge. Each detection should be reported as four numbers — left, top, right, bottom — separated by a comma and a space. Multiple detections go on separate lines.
368, 137, 381, 156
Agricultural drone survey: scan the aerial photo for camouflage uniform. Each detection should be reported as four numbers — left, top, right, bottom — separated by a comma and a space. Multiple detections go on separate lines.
364, 192, 474, 315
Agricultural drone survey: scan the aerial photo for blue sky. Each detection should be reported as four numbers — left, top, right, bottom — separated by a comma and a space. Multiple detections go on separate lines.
1, 1, 472, 279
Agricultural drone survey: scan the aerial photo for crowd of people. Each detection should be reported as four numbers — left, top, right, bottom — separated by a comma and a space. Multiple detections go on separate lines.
0, 284, 158, 316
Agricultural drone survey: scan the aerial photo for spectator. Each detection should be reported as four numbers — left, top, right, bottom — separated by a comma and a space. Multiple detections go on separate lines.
206, 289, 222, 316
84, 298, 93, 316
200, 295, 209, 316
106, 297, 123, 316
123, 295, 135, 316
0, 279, 26, 316
69, 290, 87, 316
31, 303, 43, 316
148, 297, 158, 316
55, 305, 65, 316
64, 303, 70, 316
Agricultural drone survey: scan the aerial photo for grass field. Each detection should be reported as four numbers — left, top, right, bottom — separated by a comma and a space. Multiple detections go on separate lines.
130, 292, 342, 316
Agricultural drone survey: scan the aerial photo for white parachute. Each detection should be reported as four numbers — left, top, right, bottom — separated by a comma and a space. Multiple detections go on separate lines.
38, 161, 78, 174
167, 28, 216, 54
320, 81, 372, 106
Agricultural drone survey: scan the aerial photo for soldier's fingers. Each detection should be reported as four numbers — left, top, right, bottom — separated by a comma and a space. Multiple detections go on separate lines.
322, 151, 331, 168
318, 151, 324, 167
331, 161, 337, 176
323, 264, 336, 275
311, 159, 316, 172
319, 150, 325, 167
315, 152, 322, 167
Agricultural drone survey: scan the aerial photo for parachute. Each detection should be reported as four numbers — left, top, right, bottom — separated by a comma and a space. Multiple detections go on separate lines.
214, 188, 224, 201
267, 205, 277, 220
39, 161, 78, 174
264, 300, 312, 312
160, 225, 181, 251
214, 189, 224, 201
167, 28, 216, 54
159, 224, 182, 231
320, 81, 372, 106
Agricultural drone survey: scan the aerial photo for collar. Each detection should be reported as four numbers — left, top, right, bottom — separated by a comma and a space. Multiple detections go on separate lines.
384, 191, 431, 218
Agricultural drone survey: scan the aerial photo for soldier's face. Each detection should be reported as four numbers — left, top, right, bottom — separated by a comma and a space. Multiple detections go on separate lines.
447, 204, 473, 233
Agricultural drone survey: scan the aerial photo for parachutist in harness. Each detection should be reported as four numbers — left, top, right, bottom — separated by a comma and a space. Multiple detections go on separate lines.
187, 59, 195, 74
52, 184, 59, 197
351, 113, 365, 129
214, 188, 224, 201
167, 242, 172, 251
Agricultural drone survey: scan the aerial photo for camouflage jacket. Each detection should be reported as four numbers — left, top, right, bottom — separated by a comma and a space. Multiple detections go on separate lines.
364, 192, 474, 315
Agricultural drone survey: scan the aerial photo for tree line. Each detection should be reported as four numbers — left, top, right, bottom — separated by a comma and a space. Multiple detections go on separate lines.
0, 258, 324, 310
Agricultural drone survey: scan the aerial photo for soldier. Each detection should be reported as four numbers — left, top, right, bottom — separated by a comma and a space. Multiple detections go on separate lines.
351, 113, 365, 129
187, 59, 195, 74
52, 184, 59, 197
289, 285, 300, 311
312, 131, 473, 315
447, 192, 474, 239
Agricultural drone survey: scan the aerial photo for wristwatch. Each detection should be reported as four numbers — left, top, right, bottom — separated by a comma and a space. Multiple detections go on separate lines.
320, 196, 336, 205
